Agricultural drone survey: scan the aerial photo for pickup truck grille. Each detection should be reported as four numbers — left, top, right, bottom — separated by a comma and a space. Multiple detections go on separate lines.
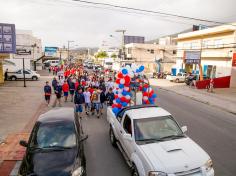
175, 167, 202, 176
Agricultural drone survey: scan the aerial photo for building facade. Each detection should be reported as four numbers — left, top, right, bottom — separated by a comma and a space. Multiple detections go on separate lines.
176, 24, 236, 86
125, 43, 176, 73
4, 30, 43, 72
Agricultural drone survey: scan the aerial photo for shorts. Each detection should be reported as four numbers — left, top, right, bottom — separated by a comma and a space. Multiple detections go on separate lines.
85, 103, 91, 109
75, 104, 83, 113
70, 90, 75, 95
45, 95, 51, 101
64, 92, 69, 97
56, 94, 61, 99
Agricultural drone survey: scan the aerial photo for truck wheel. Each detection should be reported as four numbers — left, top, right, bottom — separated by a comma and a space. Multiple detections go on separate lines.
132, 164, 139, 176
175, 79, 179, 83
109, 127, 117, 147
32, 76, 38, 81
11, 76, 17, 81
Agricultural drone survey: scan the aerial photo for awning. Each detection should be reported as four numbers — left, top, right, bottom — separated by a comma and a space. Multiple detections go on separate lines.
2, 60, 16, 66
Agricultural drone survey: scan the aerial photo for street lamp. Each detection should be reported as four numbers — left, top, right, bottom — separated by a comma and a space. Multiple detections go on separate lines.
115, 29, 126, 66
67, 40, 74, 62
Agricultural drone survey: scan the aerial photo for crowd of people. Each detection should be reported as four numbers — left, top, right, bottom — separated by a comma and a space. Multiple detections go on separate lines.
43, 64, 115, 118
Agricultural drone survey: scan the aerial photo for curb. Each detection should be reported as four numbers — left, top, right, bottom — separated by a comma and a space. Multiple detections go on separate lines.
156, 86, 236, 115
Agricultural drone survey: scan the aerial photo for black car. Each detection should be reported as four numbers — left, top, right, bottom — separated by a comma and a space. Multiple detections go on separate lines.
18, 108, 87, 176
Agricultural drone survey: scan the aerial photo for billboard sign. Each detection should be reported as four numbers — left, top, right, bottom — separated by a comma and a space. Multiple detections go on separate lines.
184, 51, 201, 64
124, 35, 145, 45
0, 23, 16, 54
45, 47, 58, 57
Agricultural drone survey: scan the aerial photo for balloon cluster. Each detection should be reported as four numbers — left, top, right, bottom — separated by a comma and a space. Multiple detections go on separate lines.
112, 67, 132, 115
139, 83, 157, 104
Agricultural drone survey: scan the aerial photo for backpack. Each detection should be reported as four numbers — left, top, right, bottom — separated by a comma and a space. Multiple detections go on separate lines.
92, 93, 98, 101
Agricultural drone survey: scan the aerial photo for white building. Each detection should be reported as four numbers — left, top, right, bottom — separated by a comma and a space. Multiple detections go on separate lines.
4, 30, 43, 72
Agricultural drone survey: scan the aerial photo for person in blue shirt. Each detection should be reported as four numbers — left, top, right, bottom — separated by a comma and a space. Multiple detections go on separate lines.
52, 77, 57, 93
74, 88, 85, 118
53, 81, 62, 107
44, 81, 52, 105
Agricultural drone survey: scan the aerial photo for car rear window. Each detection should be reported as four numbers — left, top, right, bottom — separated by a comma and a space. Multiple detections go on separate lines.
31, 121, 77, 148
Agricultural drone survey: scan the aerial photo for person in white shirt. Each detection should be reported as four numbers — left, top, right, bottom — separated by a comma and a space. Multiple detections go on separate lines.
83, 87, 91, 115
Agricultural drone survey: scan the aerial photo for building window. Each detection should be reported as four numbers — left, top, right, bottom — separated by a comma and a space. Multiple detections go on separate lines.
150, 49, 154, 54
127, 48, 132, 54
214, 39, 223, 48
191, 42, 198, 49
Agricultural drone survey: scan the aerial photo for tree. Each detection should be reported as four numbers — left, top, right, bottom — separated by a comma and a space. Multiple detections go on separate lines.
111, 53, 117, 58
96, 51, 108, 58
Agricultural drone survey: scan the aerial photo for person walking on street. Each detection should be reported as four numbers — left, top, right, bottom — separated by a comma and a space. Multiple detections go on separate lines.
106, 87, 115, 106
91, 88, 101, 118
4, 68, 8, 81
74, 88, 85, 118
44, 81, 52, 105
53, 82, 62, 107
62, 80, 69, 102
52, 77, 57, 93
100, 88, 106, 115
83, 87, 91, 115
69, 79, 76, 102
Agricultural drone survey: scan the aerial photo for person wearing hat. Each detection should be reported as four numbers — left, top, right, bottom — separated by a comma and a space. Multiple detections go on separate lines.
44, 81, 52, 105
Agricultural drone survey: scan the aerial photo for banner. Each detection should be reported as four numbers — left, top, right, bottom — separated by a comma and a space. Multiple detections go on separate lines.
44, 47, 58, 57
0, 23, 16, 54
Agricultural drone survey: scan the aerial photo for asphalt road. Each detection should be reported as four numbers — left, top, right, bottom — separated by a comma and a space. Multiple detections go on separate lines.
70, 86, 236, 176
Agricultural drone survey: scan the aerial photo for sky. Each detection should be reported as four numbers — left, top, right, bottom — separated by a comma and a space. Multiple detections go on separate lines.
0, 0, 236, 48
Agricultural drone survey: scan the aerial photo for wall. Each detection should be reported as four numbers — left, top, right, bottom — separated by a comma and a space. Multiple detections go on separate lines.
230, 68, 236, 87
3, 58, 31, 72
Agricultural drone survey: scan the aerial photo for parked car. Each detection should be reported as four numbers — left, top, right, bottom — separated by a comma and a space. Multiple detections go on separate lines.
8, 69, 40, 81
107, 105, 214, 176
166, 72, 186, 83
18, 108, 87, 176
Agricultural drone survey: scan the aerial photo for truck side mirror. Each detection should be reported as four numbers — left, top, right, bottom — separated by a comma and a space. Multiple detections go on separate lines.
181, 126, 188, 133
123, 133, 132, 141
19, 140, 28, 147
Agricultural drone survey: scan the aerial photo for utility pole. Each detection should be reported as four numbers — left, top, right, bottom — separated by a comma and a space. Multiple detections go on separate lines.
22, 58, 26, 87
67, 40, 74, 63
116, 29, 126, 67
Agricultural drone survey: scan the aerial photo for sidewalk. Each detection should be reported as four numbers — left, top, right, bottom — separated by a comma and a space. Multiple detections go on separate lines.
150, 79, 236, 114
0, 70, 52, 175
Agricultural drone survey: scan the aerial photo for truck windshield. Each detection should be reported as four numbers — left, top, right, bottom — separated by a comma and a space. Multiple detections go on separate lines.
134, 116, 184, 143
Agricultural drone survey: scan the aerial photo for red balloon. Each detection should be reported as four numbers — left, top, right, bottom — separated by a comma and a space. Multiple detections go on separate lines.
115, 94, 118, 99
117, 103, 122, 108
118, 72, 123, 79
112, 104, 116, 108
143, 92, 148, 96
116, 79, 120, 84
124, 75, 131, 84
139, 86, 143, 91
124, 83, 130, 87
120, 97, 126, 102
144, 84, 149, 88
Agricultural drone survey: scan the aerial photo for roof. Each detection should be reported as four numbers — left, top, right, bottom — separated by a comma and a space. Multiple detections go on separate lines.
38, 107, 75, 123
126, 106, 171, 119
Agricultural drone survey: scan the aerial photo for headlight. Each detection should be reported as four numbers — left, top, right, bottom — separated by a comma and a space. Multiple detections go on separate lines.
149, 171, 168, 176
205, 159, 213, 171
72, 166, 83, 176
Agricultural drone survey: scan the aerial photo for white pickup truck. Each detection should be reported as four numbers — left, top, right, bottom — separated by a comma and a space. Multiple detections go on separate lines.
8, 69, 40, 81
166, 73, 186, 83
107, 105, 214, 176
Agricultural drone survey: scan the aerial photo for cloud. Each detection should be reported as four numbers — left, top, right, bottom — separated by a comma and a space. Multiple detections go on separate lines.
0, 0, 235, 47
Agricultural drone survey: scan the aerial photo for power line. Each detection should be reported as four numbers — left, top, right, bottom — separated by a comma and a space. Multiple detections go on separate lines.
71, 0, 231, 26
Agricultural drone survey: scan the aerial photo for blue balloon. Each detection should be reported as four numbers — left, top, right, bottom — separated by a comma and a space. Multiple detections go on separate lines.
122, 91, 128, 96
112, 107, 119, 114
139, 65, 145, 72
121, 102, 128, 107
152, 94, 157, 98
143, 87, 147, 92
119, 84, 124, 89
136, 68, 140, 73
116, 98, 121, 104
122, 69, 128, 75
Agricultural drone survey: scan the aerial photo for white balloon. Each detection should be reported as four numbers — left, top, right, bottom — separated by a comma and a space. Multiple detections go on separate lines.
129, 71, 134, 78
118, 93, 122, 98
118, 89, 123, 93
125, 65, 131, 70
113, 100, 116, 104
124, 87, 129, 91
125, 95, 131, 100
120, 78, 125, 84
143, 96, 148, 101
